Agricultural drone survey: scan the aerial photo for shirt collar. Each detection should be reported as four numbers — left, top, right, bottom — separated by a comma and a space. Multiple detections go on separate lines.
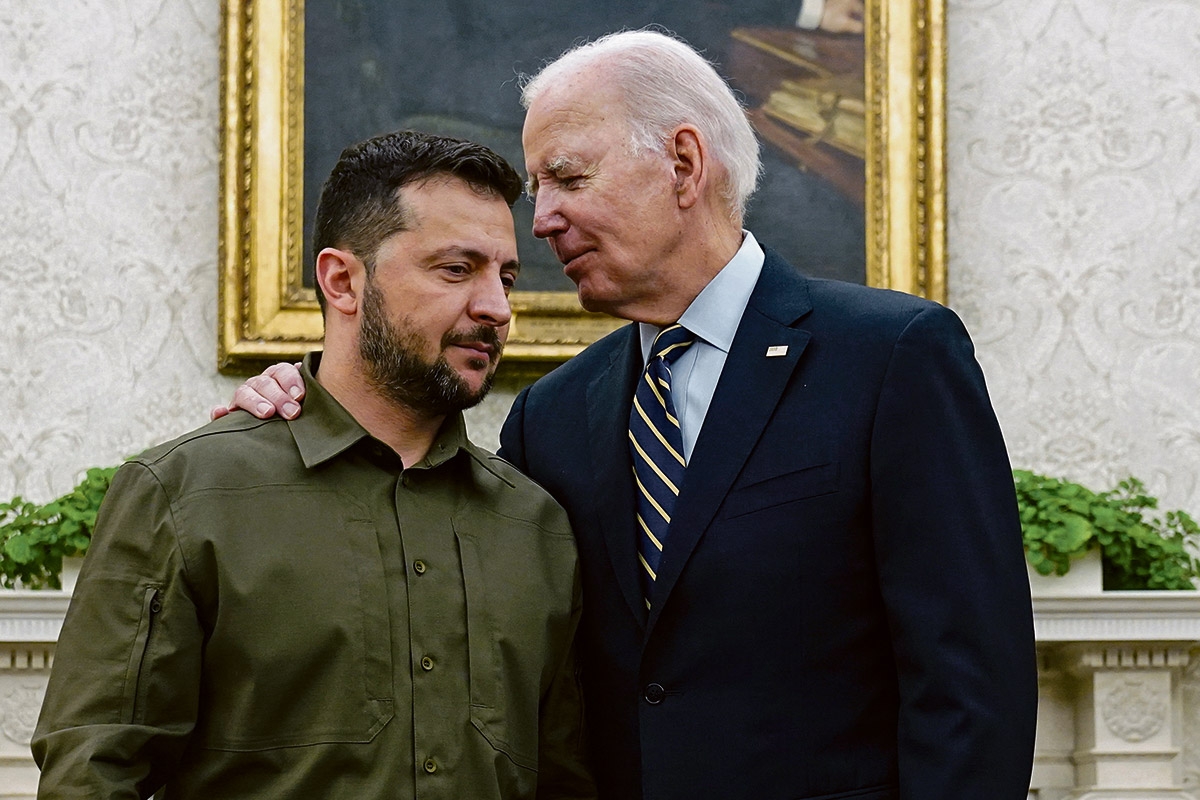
639, 231, 765, 359
409, 412, 476, 471
289, 352, 502, 480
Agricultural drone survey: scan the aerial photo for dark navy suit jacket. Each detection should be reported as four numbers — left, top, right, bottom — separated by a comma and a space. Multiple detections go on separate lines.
498, 251, 1037, 800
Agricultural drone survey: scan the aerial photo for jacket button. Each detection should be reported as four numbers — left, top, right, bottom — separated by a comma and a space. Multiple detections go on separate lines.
643, 683, 666, 704
421, 656, 434, 671
413, 560, 427, 575
423, 757, 438, 773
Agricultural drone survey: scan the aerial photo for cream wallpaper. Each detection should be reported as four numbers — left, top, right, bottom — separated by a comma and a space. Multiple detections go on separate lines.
948, 0, 1200, 514
0, 0, 239, 501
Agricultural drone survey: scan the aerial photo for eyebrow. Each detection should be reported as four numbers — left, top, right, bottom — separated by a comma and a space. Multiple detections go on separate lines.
525, 154, 580, 197
425, 247, 521, 274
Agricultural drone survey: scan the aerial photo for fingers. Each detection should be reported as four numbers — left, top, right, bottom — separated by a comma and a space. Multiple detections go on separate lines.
233, 375, 294, 419
210, 362, 308, 422
266, 362, 307, 404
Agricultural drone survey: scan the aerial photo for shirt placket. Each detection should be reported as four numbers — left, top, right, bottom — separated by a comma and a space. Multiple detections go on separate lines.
395, 466, 470, 800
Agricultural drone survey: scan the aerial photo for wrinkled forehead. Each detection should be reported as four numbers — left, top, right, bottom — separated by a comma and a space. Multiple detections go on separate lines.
523, 88, 629, 165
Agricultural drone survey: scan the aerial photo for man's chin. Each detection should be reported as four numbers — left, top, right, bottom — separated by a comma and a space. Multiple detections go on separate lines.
575, 288, 619, 317
457, 381, 495, 410
573, 279, 603, 311
451, 365, 499, 407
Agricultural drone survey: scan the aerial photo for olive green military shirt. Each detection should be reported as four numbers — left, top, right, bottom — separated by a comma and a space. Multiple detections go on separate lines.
33, 357, 594, 800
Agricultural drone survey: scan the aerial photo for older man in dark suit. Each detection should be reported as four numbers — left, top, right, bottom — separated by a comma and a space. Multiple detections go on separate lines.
222, 28, 1036, 800
497, 30, 1036, 800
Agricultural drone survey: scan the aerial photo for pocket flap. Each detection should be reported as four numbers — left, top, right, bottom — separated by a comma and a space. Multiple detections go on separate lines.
725, 461, 839, 518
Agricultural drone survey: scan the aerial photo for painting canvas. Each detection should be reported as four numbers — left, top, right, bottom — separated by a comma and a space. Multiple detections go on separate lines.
303, 1, 866, 292
219, 0, 944, 370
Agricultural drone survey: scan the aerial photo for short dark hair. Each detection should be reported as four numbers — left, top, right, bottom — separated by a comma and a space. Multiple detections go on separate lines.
311, 130, 523, 312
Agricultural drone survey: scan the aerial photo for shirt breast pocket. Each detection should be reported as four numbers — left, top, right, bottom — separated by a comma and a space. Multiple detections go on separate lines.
723, 461, 840, 519
454, 512, 578, 773
184, 491, 395, 752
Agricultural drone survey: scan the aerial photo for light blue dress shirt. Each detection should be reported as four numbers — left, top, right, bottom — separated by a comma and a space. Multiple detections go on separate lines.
638, 232, 765, 462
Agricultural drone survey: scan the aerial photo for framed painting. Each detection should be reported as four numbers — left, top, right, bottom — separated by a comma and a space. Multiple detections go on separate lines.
218, 0, 945, 372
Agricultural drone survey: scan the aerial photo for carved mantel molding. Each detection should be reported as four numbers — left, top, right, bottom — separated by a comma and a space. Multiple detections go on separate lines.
1032, 594, 1200, 800
0, 590, 70, 798
1035, 593, 1200, 643
0, 591, 70, 651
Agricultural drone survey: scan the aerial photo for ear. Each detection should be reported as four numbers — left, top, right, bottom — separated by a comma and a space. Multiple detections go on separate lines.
315, 248, 365, 317
668, 126, 705, 210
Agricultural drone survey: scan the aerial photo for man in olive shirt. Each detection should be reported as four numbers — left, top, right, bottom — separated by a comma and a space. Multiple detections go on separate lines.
33, 131, 594, 799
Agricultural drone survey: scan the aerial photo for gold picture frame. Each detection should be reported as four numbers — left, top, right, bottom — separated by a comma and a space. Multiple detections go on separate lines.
218, 0, 945, 372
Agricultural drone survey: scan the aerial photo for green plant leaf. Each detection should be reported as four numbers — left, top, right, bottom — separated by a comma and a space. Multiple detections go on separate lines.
1, 464, 120, 589
4, 536, 34, 564
1043, 515, 1092, 552
1018, 471, 1199, 591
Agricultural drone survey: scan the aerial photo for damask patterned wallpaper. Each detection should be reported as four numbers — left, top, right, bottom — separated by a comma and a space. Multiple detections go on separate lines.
948, 0, 1200, 514
0, 0, 239, 501
1, 0, 1198, 524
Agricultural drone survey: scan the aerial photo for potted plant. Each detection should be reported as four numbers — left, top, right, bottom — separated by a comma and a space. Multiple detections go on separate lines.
1016, 470, 1200, 591
0, 465, 119, 590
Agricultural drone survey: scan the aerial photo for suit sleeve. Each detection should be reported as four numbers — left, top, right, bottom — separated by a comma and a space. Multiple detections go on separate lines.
869, 305, 1037, 799
32, 462, 203, 799
497, 385, 532, 471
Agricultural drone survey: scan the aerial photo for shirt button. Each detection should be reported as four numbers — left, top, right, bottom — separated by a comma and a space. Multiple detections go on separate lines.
423, 757, 438, 774
643, 683, 666, 705
413, 560, 427, 575
421, 655, 434, 671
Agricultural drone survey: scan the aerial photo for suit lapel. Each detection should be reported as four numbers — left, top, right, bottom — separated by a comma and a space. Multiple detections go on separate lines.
584, 325, 648, 627
648, 254, 814, 631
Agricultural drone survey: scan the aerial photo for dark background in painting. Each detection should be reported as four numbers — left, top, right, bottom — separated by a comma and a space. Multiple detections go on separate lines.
303, 0, 865, 291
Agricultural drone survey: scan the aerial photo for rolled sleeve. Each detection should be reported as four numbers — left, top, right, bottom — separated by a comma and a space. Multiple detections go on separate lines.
33, 461, 203, 799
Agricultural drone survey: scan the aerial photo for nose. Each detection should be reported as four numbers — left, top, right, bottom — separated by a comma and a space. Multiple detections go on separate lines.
469, 271, 513, 329
531, 191, 567, 240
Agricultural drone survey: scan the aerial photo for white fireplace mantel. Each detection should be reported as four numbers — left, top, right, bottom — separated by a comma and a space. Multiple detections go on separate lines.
1035, 593, 1200, 643
0, 590, 70, 799
1031, 593, 1200, 800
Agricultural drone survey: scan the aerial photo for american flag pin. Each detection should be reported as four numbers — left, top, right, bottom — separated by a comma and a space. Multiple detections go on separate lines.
766, 345, 788, 357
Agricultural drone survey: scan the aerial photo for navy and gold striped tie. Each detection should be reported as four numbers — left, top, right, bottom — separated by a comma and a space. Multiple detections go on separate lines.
629, 324, 695, 608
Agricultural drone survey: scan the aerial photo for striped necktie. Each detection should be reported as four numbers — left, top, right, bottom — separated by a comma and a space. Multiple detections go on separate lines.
629, 324, 695, 608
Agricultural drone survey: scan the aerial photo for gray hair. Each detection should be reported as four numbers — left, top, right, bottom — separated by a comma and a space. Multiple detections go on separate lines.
520, 30, 761, 220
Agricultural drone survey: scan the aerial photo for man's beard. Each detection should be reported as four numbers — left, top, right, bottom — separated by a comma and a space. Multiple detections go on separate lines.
358, 278, 502, 416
